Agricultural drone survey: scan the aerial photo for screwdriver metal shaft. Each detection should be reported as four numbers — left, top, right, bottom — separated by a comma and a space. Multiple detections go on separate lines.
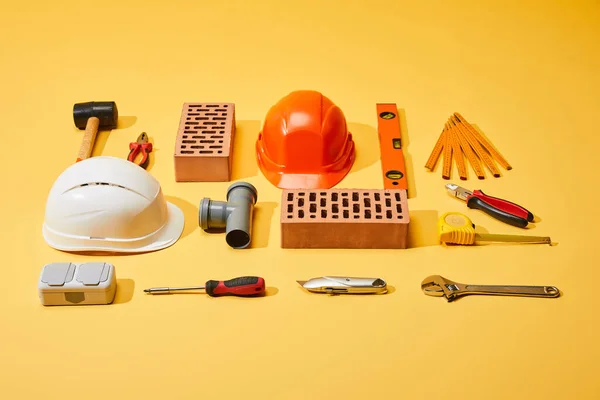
144, 286, 206, 294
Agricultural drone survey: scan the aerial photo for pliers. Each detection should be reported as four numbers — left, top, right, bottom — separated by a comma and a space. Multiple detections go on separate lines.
445, 184, 535, 228
128, 132, 152, 169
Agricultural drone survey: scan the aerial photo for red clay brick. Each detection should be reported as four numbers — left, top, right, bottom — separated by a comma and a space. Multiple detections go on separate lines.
281, 189, 409, 249
174, 103, 235, 182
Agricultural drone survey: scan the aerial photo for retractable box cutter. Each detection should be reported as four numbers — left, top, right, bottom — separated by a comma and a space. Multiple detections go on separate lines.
297, 277, 388, 294
445, 184, 534, 228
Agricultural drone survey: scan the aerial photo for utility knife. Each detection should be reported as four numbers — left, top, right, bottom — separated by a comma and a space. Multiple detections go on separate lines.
297, 276, 388, 294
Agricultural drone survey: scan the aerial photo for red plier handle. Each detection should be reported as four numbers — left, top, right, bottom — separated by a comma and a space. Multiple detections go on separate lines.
467, 190, 534, 228
128, 132, 153, 169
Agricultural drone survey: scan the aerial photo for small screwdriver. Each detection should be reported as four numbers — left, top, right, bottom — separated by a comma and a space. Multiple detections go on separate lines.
144, 276, 266, 297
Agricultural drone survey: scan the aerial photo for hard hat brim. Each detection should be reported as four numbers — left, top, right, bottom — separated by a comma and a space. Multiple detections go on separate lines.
258, 152, 355, 189
42, 202, 185, 253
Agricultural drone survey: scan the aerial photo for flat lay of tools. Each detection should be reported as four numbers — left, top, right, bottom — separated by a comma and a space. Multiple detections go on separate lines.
144, 276, 266, 297
425, 112, 511, 180
127, 132, 152, 169
421, 275, 560, 302
438, 212, 552, 246
445, 183, 534, 228
39, 91, 559, 307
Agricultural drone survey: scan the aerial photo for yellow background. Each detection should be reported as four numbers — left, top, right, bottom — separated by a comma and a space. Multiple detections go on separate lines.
1, 0, 599, 398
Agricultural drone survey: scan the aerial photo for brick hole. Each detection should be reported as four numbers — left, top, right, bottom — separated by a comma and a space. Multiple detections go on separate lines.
395, 192, 401, 201
352, 192, 358, 201
181, 150, 194, 154
298, 192, 305, 196
205, 112, 218, 116
353, 204, 359, 213
320, 192, 326, 196
287, 204, 293, 213
298, 210, 304, 218
214, 117, 227, 120
342, 193, 348, 197
364, 198, 371, 207
332, 204, 339, 213
332, 215, 339, 219
209, 145, 222, 149
199, 150, 212, 154
396, 204, 402, 213
195, 117, 209, 120
191, 136, 204, 139
200, 140, 215, 143
186, 117, 191, 120
210, 136, 221, 139
321, 210, 327, 218
386, 199, 391, 207
287, 193, 294, 201
190, 145, 204, 149
309, 193, 316, 202
310, 215, 316, 219
298, 198, 304, 207
343, 210, 349, 219
206, 105, 219, 108
219, 140, 223, 143
202, 130, 216, 134
386, 210, 392, 219
182, 140, 195, 144
203, 122, 217, 125
353, 215, 359, 219
188, 113, 200, 116
185, 122, 199, 125
365, 210, 372, 219
220, 122, 225, 125
374, 193, 381, 201
310, 204, 317, 213
332, 193, 338, 201
342, 198, 348, 207
181, 146, 186, 149
184, 130, 196, 134
218, 151, 222, 154
385, 193, 391, 196
397, 215, 403, 219
287, 215, 292, 219
183, 135, 188, 139
376, 204, 382, 213
376, 215, 382, 219
320, 198, 326, 207
220, 130, 225, 133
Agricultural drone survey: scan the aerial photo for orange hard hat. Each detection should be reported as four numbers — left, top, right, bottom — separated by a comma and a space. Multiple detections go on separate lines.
256, 90, 355, 189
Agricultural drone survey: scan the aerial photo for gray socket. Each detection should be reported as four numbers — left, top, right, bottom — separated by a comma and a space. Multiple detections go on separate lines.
199, 182, 258, 249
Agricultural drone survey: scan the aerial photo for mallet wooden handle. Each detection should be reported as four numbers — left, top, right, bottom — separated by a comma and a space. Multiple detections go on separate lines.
76, 117, 100, 162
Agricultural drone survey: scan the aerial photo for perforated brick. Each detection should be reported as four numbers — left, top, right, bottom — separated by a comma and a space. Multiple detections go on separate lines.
174, 103, 235, 182
281, 189, 410, 249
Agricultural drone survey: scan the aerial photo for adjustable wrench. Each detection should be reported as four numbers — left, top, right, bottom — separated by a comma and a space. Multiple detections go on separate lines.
421, 275, 560, 302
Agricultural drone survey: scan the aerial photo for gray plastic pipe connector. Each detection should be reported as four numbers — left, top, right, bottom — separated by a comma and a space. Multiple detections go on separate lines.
198, 182, 258, 249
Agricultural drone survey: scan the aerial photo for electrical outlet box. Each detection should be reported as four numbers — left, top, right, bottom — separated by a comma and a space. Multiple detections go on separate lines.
38, 262, 117, 306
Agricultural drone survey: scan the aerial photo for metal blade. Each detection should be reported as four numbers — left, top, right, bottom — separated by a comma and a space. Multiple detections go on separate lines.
296, 281, 307, 286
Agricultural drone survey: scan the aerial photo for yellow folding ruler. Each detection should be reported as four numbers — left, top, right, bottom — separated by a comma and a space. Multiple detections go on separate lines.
425, 113, 511, 180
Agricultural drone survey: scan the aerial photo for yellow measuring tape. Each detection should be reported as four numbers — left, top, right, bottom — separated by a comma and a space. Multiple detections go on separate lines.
438, 212, 552, 245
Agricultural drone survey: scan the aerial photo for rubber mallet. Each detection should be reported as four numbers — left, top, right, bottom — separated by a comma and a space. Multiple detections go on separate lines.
73, 101, 118, 162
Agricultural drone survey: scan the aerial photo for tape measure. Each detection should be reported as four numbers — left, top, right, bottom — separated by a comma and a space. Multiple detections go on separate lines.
376, 104, 408, 191
438, 212, 552, 246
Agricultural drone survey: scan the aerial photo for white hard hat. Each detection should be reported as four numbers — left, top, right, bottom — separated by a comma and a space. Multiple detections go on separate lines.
42, 156, 184, 253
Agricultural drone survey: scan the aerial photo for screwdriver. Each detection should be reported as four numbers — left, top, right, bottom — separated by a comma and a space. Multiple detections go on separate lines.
438, 212, 552, 246
144, 276, 266, 297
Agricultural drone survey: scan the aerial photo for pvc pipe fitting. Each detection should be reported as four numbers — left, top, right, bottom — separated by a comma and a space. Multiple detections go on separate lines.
199, 182, 258, 249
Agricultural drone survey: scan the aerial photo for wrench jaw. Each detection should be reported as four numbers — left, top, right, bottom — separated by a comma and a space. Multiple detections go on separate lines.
421, 275, 465, 302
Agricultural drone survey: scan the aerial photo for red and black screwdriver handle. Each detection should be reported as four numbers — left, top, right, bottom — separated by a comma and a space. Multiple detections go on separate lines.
205, 276, 266, 297
128, 141, 153, 169
466, 190, 534, 228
